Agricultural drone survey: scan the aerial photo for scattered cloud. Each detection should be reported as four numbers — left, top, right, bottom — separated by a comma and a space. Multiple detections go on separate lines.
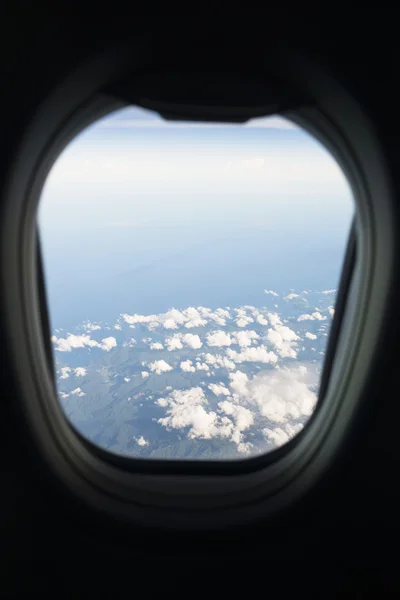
156, 398, 168, 407
265, 324, 299, 358
263, 422, 304, 447
237, 442, 254, 454
83, 322, 101, 332
100, 337, 117, 351
71, 387, 85, 397
229, 365, 317, 424
206, 330, 232, 347
267, 312, 282, 327
182, 307, 208, 328
74, 367, 87, 377
180, 360, 196, 373
202, 353, 236, 371
53, 333, 117, 352
165, 333, 202, 351
256, 314, 269, 326
208, 383, 230, 396
55, 292, 329, 456
59, 367, 71, 379
53, 334, 100, 352
218, 400, 254, 435
150, 342, 164, 350
226, 345, 278, 365
232, 330, 260, 348
195, 362, 209, 371
305, 332, 317, 340
157, 386, 254, 450
135, 436, 149, 447
234, 309, 254, 328
148, 360, 173, 375
298, 311, 327, 322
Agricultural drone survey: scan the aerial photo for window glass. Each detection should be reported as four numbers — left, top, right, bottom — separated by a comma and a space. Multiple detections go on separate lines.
38, 106, 353, 460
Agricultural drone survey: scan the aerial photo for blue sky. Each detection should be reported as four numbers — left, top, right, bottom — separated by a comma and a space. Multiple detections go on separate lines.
38, 106, 354, 328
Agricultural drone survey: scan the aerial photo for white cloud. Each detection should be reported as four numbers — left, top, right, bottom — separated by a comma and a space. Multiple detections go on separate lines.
60, 392, 70, 399
53, 333, 117, 353
123, 308, 197, 331
157, 386, 254, 449
141, 371, 149, 378
208, 383, 230, 396
135, 436, 149, 447
158, 387, 227, 440
234, 309, 255, 328
218, 400, 254, 431
226, 345, 278, 365
53, 334, 100, 352
59, 367, 71, 379
264, 290, 279, 296
165, 335, 183, 351
150, 342, 164, 350
229, 370, 250, 397
121, 313, 157, 327
267, 312, 282, 327
305, 332, 317, 340
180, 360, 196, 373
198, 307, 232, 327
195, 362, 209, 371
74, 367, 87, 377
71, 387, 85, 397
234, 365, 317, 424
100, 337, 117, 351
202, 353, 236, 371
237, 442, 254, 454
156, 398, 168, 407
182, 307, 208, 328
284, 293, 300, 300
321, 289, 336, 294
206, 330, 232, 347
82, 322, 101, 332
181, 333, 202, 349
256, 314, 269, 326
114, 324, 122, 330
165, 333, 202, 351
121, 305, 231, 333
148, 360, 173, 375
124, 377, 131, 382
232, 330, 260, 348
328, 307, 335, 318
263, 422, 304, 447
265, 325, 299, 359
298, 311, 327, 322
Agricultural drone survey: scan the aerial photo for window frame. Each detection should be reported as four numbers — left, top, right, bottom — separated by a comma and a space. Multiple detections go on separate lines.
1, 43, 394, 530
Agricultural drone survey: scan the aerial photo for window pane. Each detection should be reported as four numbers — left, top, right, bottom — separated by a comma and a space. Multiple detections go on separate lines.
38, 106, 354, 460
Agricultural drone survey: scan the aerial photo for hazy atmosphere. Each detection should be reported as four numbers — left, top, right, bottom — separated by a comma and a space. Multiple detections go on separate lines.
38, 106, 353, 460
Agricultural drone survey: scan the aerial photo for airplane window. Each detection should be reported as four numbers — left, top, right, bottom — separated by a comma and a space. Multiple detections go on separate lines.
38, 106, 354, 461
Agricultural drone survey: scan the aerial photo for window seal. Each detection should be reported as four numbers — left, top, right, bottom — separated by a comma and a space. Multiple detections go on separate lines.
2, 45, 393, 529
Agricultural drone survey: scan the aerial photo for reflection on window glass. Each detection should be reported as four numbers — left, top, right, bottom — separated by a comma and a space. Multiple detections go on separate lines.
39, 106, 353, 460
